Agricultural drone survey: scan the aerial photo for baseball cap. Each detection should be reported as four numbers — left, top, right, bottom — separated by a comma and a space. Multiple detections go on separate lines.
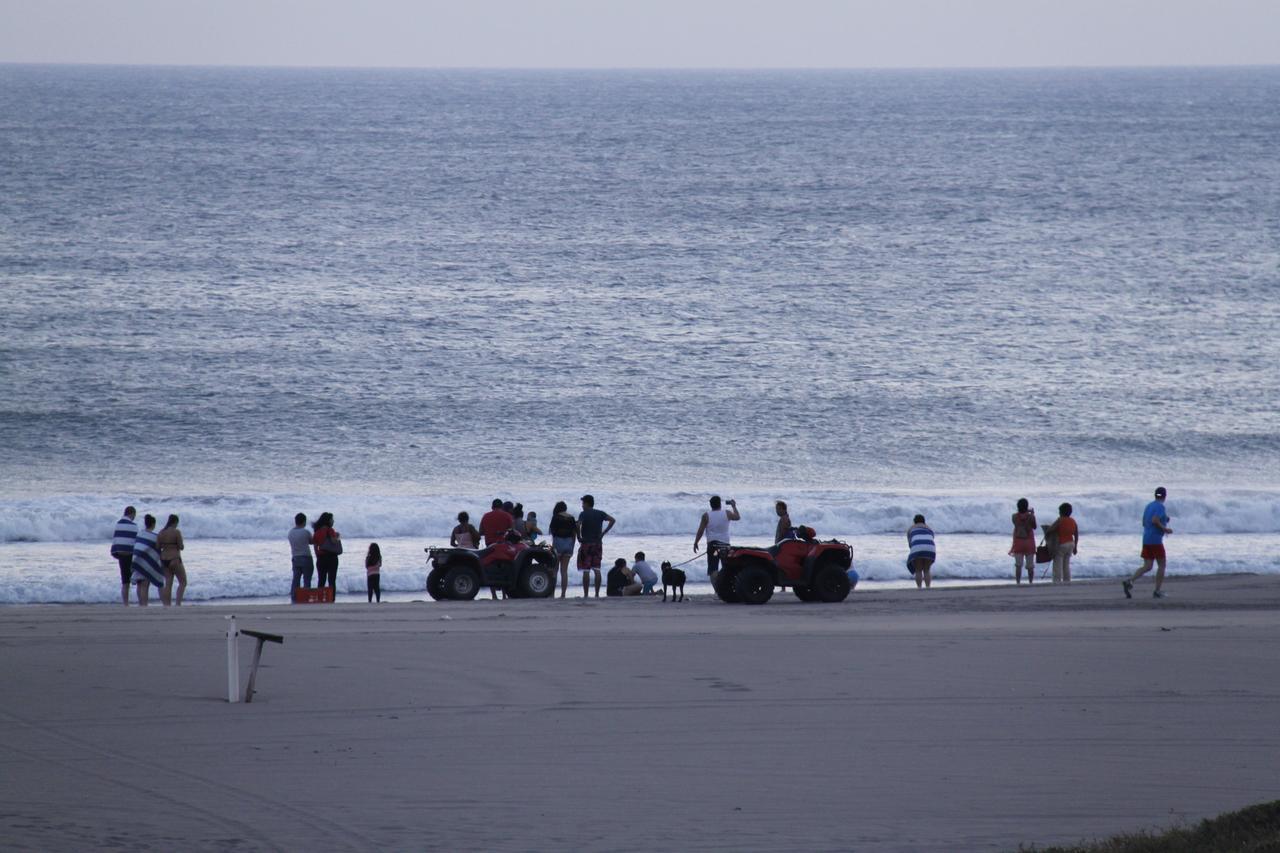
1154, 486, 1167, 498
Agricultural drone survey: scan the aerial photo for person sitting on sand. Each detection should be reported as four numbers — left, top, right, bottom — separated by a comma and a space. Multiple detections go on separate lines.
1010, 498, 1037, 585
632, 551, 659, 594
606, 559, 642, 597
451, 511, 479, 549
907, 514, 935, 589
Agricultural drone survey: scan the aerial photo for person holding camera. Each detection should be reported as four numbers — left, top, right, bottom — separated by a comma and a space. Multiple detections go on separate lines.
694, 495, 740, 582
1010, 498, 1038, 584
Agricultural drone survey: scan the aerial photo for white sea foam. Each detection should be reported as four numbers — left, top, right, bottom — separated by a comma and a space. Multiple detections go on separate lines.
2, 488, 1277, 544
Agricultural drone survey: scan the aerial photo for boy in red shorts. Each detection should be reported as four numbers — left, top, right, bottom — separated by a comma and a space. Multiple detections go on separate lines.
576, 494, 615, 598
1124, 487, 1172, 599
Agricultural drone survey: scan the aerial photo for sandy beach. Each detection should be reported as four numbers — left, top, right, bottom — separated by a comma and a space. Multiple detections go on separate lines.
2, 575, 1278, 852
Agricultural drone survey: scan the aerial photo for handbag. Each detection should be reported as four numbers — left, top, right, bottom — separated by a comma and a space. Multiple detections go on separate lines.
319, 531, 343, 556
1035, 541, 1053, 564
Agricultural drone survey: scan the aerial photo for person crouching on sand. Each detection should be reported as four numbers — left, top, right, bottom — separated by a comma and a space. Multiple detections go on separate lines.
1010, 498, 1037, 584
907, 514, 935, 589
365, 542, 382, 603
607, 558, 642, 597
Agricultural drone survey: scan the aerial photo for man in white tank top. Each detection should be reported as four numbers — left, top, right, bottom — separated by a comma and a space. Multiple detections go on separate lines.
693, 495, 740, 581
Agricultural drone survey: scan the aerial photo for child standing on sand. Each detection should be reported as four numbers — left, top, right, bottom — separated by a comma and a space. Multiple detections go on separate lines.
365, 543, 382, 603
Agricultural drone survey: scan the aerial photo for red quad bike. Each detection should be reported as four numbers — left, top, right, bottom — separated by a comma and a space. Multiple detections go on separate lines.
425, 537, 557, 601
712, 532, 853, 605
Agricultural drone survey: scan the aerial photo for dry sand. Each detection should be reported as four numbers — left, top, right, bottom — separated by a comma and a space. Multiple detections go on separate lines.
2, 575, 1278, 852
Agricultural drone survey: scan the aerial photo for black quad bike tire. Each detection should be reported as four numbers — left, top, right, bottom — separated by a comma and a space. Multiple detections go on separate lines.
712, 567, 741, 603
443, 565, 481, 601
518, 564, 555, 598
793, 584, 819, 602
426, 566, 447, 601
811, 561, 852, 603
734, 564, 775, 605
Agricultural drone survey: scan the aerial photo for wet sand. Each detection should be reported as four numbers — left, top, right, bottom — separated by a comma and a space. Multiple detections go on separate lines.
2, 574, 1278, 852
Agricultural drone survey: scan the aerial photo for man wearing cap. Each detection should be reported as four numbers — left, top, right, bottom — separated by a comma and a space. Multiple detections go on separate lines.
576, 494, 615, 598
1123, 487, 1172, 599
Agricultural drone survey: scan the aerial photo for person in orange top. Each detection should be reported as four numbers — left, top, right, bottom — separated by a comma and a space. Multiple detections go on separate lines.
1047, 503, 1079, 584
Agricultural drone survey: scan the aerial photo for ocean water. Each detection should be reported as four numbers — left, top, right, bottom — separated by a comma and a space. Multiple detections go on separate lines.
1, 65, 1278, 603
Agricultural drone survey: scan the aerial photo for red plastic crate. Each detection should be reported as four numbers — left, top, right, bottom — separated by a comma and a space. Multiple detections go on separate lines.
292, 587, 335, 604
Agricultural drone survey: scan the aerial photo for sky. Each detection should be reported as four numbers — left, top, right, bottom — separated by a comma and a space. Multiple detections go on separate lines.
0, 0, 1277, 69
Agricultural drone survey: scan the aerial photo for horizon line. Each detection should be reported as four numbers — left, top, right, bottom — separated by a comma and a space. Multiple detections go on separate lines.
2, 60, 1279, 73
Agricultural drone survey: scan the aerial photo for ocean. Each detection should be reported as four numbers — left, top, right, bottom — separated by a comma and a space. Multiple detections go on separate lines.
1, 64, 1278, 603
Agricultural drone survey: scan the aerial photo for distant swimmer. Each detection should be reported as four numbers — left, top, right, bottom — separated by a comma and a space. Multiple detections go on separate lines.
694, 495, 740, 582
1046, 503, 1079, 584
110, 505, 138, 606
1009, 498, 1037, 584
907, 514, 935, 589
1123, 487, 1172, 599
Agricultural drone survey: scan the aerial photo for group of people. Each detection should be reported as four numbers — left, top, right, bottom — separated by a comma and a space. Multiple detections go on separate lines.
1001, 486, 1173, 598
109, 506, 187, 606
109, 487, 1175, 605
289, 512, 384, 602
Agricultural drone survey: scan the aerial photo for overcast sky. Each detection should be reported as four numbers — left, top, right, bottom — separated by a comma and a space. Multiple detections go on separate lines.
1, 0, 1277, 69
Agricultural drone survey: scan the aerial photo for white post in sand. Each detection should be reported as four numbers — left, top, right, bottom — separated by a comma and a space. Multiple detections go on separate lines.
226, 615, 240, 703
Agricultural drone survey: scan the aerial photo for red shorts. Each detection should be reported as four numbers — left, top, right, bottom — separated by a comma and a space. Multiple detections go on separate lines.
577, 541, 602, 570
1141, 544, 1166, 561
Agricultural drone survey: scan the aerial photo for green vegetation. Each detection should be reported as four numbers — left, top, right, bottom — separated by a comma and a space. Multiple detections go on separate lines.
1022, 800, 1280, 852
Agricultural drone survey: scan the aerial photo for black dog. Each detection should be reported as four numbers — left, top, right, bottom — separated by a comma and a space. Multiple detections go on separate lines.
661, 561, 686, 602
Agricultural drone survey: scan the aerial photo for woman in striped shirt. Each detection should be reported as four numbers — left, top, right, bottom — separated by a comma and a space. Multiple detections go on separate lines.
907, 514, 936, 590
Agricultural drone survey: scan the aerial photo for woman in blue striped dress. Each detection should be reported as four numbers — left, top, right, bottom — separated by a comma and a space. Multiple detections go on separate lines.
907, 514, 936, 590
129, 514, 165, 606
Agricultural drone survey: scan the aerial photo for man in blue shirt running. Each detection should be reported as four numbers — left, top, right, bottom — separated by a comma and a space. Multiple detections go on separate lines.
1123, 486, 1172, 599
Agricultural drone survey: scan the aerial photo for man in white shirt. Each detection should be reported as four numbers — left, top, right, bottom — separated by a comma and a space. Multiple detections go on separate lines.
693, 495, 740, 582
